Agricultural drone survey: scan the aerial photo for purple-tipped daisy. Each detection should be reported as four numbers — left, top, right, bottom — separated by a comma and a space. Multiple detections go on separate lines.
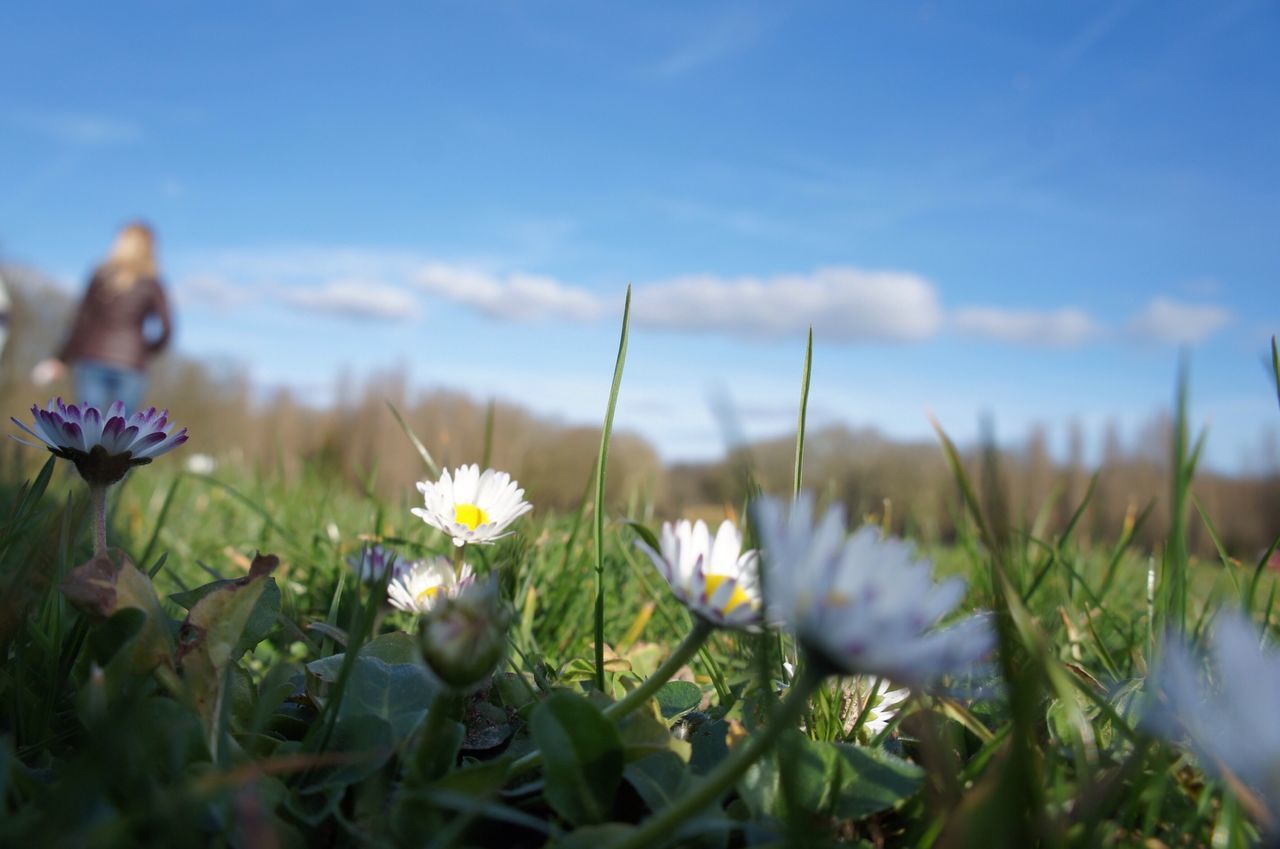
11, 398, 189, 486
754, 493, 994, 687
346, 543, 408, 584
635, 518, 764, 631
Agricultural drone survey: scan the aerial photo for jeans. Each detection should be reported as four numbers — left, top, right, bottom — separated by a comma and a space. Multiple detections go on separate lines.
73, 360, 148, 414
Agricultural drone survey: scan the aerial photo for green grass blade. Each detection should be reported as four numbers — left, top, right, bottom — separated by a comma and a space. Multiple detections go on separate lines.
482, 398, 496, 469
139, 473, 184, 569
1271, 335, 1279, 411
593, 285, 631, 692
792, 327, 813, 499
386, 400, 440, 479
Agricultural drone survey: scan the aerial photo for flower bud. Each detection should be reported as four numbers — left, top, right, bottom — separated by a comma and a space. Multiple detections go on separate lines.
418, 580, 509, 690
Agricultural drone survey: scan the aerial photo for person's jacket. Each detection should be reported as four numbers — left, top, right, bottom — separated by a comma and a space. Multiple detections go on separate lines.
57, 270, 172, 370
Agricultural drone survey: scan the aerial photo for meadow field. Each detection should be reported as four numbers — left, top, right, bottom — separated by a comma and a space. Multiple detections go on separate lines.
2, 319, 1279, 848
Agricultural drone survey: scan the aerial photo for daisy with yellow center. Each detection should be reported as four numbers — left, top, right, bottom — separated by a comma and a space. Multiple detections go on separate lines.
754, 493, 994, 687
635, 519, 763, 630
387, 557, 475, 615
411, 464, 532, 547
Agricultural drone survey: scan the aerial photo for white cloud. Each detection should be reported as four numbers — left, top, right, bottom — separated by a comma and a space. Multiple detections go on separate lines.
415, 263, 603, 322
632, 267, 943, 343
176, 275, 258, 310
278, 280, 421, 321
1127, 297, 1232, 345
952, 306, 1099, 347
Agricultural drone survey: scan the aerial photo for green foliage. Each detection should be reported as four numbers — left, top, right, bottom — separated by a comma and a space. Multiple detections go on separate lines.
1, 340, 1278, 847
530, 690, 626, 825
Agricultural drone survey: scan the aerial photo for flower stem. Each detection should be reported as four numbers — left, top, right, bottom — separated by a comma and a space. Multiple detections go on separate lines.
409, 687, 464, 784
451, 542, 466, 576
606, 664, 825, 849
89, 483, 109, 557
604, 617, 713, 720
506, 617, 714, 781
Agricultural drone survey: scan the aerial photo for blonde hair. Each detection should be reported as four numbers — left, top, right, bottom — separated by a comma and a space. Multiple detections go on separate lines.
103, 221, 158, 291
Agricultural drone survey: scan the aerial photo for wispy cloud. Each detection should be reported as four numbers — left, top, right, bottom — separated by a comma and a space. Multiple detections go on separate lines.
952, 306, 1100, 347
648, 7, 768, 78
633, 267, 943, 343
176, 275, 258, 310
10, 110, 143, 145
1127, 297, 1232, 345
415, 263, 603, 322
278, 280, 422, 321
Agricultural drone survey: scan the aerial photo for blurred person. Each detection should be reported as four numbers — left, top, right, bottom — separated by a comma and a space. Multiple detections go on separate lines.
32, 222, 173, 412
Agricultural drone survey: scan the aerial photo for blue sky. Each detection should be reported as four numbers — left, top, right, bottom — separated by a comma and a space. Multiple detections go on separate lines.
2, 1, 1277, 470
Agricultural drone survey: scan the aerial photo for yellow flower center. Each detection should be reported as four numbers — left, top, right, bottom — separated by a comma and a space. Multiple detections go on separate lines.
454, 503, 489, 531
705, 574, 752, 613
415, 585, 443, 606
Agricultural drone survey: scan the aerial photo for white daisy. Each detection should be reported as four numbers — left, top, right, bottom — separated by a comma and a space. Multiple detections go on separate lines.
387, 557, 475, 614
347, 544, 406, 584
754, 493, 994, 687
779, 662, 909, 740
635, 519, 763, 630
411, 464, 532, 547
1149, 611, 1280, 830
838, 677, 911, 739
11, 398, 188, 485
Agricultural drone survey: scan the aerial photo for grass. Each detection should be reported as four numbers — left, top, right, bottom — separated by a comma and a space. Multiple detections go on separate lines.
0, 336, 1278, 848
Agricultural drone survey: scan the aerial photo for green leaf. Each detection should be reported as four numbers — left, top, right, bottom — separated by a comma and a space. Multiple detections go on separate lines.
530, 690, 625, 825
320, 715, 395, 787
336, 655, 437, 743
171, 577, 280, 658
687, 717, 730, 776
306, 631, 422, 681
623, 750, 689, 814
832, 743, 925, 820
623, 519, 661, 554
176, 554, 280, 741
655, 680, 702, 719
616, 701, 691, 762
61, 550, 175, 676
552, 824, 638, 849
737, 732, 924, 821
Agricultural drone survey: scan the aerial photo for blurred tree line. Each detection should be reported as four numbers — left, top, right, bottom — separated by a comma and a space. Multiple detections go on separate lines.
2, 264, 1276, 558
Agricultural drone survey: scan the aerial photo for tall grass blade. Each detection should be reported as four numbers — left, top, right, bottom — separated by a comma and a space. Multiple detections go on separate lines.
1158, 360, 1195, 635
139, 474, 184, 569
593, 285, 631, 691
1271, 335, 1279, 411
792, 327, 812, 499
482, 398, 496, 469
386, 400, 440, 479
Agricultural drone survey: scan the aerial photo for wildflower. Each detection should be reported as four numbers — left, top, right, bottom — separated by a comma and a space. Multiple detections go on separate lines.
11, 398, 187, 486
779, 661, 909, 740
387, 557, 475, 614
184, 452, 216, 474
1149, 611, 1280, 830
419, 580, 509, 689
412, 464, 532, 547
754, 493, 994, 686
347, 544, 405, 583
635, 519, 763, 630
838, 677, 910, 738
